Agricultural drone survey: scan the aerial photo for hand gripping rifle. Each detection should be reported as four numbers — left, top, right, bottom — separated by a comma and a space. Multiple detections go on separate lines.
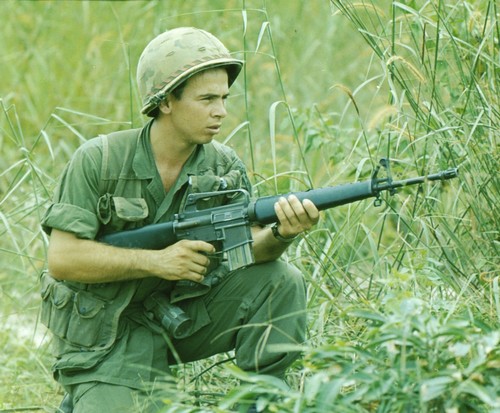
100, 159, 458, 272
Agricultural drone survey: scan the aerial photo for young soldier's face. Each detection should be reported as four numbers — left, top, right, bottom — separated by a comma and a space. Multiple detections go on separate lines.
167, 68, 229, 146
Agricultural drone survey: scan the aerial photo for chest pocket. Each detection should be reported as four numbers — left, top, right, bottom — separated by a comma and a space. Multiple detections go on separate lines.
97, 194, 149, 232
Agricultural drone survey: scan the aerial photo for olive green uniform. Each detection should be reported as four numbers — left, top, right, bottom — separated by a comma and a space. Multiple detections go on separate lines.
41, 121, 307, 412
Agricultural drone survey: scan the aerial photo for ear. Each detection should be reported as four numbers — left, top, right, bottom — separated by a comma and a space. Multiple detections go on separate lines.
158, 99, 172, 115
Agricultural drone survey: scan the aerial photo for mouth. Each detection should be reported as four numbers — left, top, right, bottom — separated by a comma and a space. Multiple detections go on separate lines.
207, 124, 222, 134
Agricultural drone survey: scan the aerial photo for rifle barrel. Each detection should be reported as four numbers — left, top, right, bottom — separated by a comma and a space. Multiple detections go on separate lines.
427, 168, 459, 181
376, 168, 458, 191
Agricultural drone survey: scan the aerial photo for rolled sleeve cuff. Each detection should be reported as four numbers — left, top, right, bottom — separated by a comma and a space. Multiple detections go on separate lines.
42, 203, 100, 240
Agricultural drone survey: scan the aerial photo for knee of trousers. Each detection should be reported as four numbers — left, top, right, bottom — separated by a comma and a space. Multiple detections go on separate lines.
239, 260, 307, 335
234, 261, 307, 375
256, 260, 305, 287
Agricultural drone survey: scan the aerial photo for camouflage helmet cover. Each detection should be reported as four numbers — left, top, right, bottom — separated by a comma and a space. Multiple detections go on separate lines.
137, 27, 244, 116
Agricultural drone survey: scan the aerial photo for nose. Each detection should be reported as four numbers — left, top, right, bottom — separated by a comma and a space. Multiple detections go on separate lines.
212, 99, 227, 119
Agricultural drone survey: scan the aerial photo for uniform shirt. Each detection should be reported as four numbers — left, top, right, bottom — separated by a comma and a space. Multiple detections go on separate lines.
43, 120, 251, 240
41, 120, 252, 389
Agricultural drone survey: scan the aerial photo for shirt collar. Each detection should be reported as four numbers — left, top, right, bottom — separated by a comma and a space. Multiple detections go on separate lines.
132, 119, 208, 183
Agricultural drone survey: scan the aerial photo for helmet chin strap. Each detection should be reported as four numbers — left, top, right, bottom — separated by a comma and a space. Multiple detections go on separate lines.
149, 93, 166, 108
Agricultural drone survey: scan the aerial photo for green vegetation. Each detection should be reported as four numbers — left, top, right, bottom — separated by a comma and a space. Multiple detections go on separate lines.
1, 0, 498, 412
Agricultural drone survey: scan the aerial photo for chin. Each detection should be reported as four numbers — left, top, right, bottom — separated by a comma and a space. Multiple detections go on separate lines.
200, 135, 215, 144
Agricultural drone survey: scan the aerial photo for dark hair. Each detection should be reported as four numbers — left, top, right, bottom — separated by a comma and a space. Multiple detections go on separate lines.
170, 80, 186, 100
149, 80, 187, 119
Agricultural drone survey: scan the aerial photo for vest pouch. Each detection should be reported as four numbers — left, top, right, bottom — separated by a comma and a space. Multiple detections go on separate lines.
40, 272, 54, 328
66, 291, 106, 348
47, 281, 74, 341
87, 282, 122, 301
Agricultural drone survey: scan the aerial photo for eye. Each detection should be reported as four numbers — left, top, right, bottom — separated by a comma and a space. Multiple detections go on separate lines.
201, 96, 216, 103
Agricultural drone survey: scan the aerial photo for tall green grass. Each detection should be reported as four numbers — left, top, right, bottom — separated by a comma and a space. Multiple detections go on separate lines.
1, 0, 498, 412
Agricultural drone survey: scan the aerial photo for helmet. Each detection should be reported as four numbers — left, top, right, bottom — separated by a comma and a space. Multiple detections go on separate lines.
137, 27, 244, 116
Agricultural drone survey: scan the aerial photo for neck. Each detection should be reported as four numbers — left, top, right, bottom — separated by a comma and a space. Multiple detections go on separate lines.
149, 118, 198, 193
150, 118, 196, 167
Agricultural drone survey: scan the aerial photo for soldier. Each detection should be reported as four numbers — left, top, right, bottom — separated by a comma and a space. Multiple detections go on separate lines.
41, 27, 319, 412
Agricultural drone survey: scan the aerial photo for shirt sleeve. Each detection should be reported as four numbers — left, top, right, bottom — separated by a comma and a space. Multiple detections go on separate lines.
42, 138, 104, 240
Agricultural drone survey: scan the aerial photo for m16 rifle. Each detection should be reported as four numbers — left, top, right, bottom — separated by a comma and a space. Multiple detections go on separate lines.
100, 159, 458, 272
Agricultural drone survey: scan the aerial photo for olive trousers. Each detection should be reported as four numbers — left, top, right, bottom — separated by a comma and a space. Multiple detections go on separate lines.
63, 260, 307, 413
